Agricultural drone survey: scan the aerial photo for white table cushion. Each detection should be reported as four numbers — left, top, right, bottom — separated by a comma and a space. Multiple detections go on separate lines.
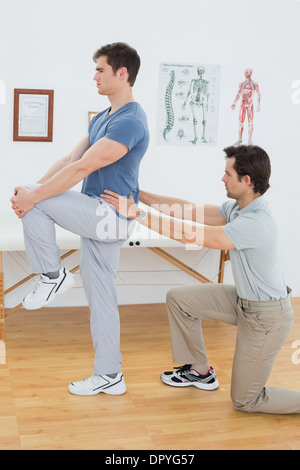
0, 216, 184, 251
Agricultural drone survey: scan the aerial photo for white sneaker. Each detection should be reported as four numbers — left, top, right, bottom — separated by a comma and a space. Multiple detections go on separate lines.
68, 373, 126, 396
22, 267, 74, 310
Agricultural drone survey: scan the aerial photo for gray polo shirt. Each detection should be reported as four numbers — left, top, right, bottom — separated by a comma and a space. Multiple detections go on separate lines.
219, 196, 287, 301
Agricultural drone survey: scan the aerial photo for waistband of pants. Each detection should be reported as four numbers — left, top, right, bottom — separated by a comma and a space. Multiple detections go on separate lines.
238, 286, 292, 310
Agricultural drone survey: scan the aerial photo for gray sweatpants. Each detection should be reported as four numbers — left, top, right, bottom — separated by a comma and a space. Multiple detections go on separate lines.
166, 283, 300, 414
21, 186, 135, 375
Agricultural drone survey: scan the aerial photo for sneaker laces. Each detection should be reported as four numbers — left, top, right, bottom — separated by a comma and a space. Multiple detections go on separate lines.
31, 274, 54, 295
173, 364, 192, 374
32, 275, 45, 294
174, 364, 212, 378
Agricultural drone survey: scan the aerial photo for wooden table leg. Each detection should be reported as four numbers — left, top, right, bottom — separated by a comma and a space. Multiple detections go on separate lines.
0, 252, 5, 340
218, 250, 230, 284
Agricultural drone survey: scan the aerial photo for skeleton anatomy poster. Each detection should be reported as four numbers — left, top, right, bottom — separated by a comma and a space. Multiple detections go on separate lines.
157, 62, 220, 146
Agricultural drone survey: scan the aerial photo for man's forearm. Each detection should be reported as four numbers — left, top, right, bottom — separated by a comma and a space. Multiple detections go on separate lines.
37, 135, 90, 184
37, 155, 71, 184
138, 212, 233, 250
139, 211, 199, 245
139, 190, 196, 220
139, 191, 225, 226
32, 160, 86, 203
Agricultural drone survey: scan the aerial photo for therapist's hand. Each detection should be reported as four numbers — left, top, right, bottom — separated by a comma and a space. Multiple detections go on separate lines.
101, 190, 139, 219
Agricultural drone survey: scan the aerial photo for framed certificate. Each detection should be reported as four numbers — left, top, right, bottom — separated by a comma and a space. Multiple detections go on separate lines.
88, 111, 99, 124
13, 89, 54, 142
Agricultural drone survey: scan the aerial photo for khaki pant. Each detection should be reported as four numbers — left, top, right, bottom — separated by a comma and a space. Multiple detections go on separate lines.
166, 283, 300, 414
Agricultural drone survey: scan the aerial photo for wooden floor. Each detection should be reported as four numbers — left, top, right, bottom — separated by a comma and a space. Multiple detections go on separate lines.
1, 299, 300, 451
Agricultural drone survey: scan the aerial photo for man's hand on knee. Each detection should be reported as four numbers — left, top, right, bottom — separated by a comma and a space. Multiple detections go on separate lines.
10, 186, 37, 218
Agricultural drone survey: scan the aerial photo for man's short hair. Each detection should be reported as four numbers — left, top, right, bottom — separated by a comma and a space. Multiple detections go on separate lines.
223, 145, 271, 195
93, 42, 140, 87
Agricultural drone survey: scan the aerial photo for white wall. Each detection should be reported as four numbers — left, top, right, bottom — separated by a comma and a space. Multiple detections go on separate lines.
1, 0, 300, 307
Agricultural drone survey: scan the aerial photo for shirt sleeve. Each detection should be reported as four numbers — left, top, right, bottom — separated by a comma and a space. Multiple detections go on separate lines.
105, 117, 145, 151
219, 200, 237, 221
222, 213, 266, 251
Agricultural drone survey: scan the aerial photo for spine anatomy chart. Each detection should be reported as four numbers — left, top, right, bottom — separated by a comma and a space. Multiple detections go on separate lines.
163, 70, 175, 141
158, 62, 220, 146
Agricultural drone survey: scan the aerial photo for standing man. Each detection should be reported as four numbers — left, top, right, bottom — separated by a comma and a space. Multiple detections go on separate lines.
101, 145, 300, 414
11, 42, 149, 396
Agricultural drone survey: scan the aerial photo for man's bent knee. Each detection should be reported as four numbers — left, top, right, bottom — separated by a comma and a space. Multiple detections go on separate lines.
166, 287, 183, 307
231, 388, 265, 413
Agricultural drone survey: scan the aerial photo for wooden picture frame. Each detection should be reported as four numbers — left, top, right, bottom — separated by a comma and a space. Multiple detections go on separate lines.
13, 89, 54, 142
88, 111, 99, 124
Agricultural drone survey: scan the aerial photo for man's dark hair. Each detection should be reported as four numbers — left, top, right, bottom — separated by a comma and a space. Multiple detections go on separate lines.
223, 145, 271, 195
93, 42, 140, 87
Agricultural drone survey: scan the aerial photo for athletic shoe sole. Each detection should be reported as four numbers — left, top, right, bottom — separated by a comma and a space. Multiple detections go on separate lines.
68, 375, 126, 396
160, 374, 219, 391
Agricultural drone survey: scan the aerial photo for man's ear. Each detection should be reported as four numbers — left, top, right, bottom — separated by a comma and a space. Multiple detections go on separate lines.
118, 66, 128, 81
243, 174, 252, 187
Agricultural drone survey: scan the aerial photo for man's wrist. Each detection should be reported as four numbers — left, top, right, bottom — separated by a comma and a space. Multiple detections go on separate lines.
31, 186, 43, 204
136, 209, 148, 223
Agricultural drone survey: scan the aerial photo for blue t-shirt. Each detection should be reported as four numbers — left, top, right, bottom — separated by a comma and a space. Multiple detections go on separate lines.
81, 102, 149, 203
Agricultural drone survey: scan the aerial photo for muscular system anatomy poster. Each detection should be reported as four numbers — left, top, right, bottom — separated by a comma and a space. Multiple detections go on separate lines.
157, 62, 220, 146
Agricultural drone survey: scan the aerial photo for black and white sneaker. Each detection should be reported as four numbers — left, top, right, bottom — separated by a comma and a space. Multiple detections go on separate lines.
68, 373, 126, 396
161, 364, 219, 390
22, 267, 74, 310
